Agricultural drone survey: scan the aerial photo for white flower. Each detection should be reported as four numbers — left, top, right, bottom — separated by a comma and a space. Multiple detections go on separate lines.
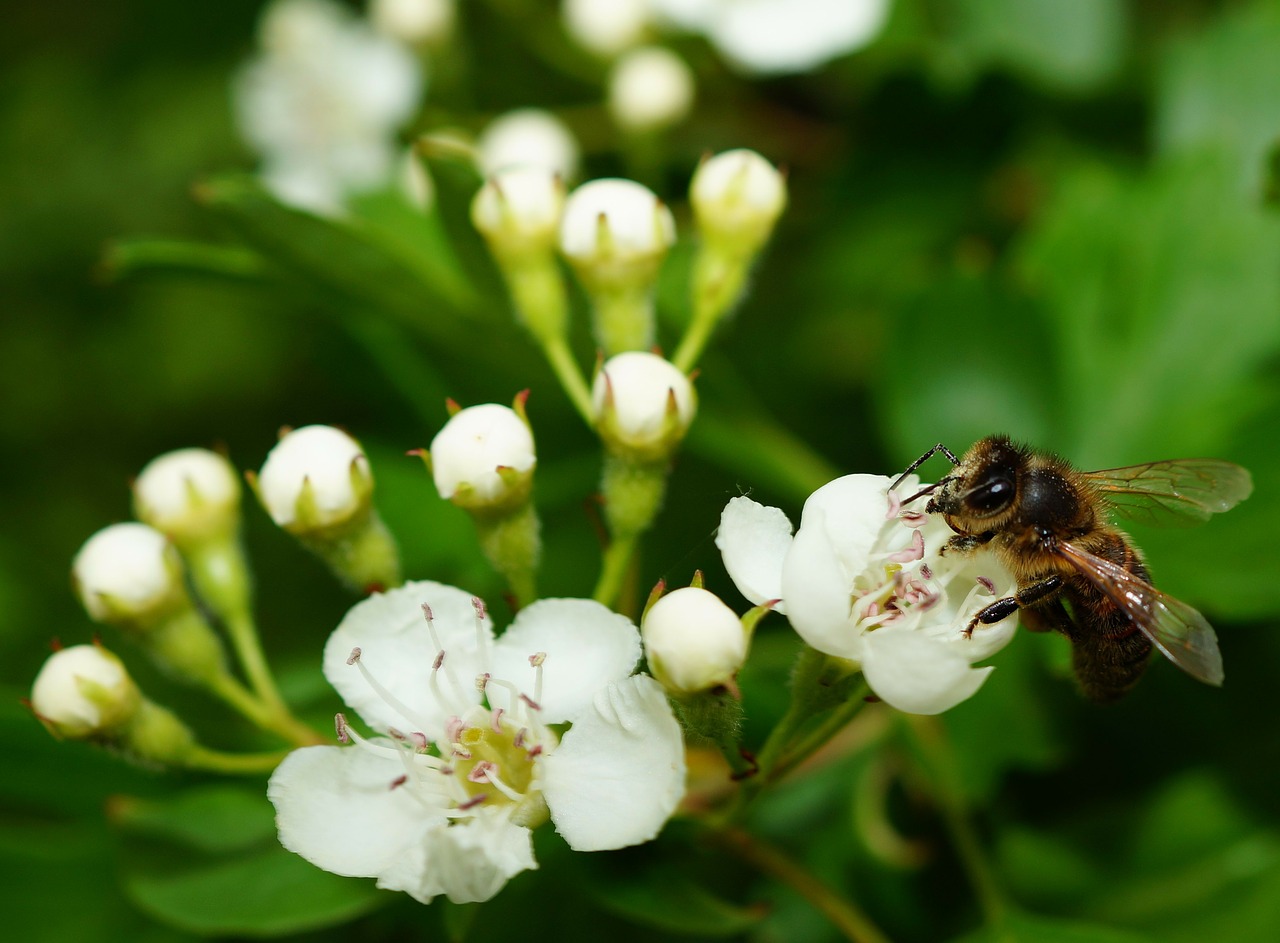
593, 352, 696, 460
73, 523, 182, 624
642, 587, 746, 694
429, 403, 537, 510
471, 167, 567, 258
648, 0, 890, 75
608, 46, 695, 132
133, 448, 241, 542
370, 0, 455, 46
563, 0, 651, 57
560, 179, 676, 264
477, 109, 580, 180
716, 474, 1019, 714
268, 581, 686, 904
257, 425, 372, 531
690, 148, 787, 250
233, 0, 424, 213
30, 644, 140, 740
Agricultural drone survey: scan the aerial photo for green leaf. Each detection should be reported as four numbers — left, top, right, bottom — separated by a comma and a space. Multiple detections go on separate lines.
1155, 1, 1280, 197
100, 238, 269, 283
931, 0, 1128, 94
122, 839, 385, 937
958, 911, 1153, 943
107, 786, 277, 854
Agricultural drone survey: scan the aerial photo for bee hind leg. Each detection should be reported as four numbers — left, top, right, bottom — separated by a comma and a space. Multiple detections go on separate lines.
963, 574, 1064, 638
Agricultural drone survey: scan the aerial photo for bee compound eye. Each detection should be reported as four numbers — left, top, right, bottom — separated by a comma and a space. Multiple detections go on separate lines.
970, 477, 1014, 513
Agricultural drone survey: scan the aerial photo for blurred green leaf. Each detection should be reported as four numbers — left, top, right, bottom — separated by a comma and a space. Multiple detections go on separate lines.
108, 786, 276, 855
122, 839, 384, 937
100, 239, 269, 283
958, 911, 1153, 943
930, 0, 1127, 93
1155, 1, 1280, 197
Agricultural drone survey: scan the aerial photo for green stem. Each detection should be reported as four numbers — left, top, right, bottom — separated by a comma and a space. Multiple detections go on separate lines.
222, 610, 288, 714
205, 672, 324, 748
709, 826, 892, 943
672, 247, 750, 373
904, 715, 1008, 928
768, 679, 870, 785
540, 334, 594, 423
183, 745, 292, 776
593, 532, 639, 609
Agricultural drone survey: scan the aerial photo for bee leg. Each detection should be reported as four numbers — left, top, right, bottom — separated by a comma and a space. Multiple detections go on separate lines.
963, 575, 1063, 638
942, 533, 993, 556
1019, 599, 1073, 634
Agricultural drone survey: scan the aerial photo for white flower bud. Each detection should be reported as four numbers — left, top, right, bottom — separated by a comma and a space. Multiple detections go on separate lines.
477, 109, 580, 180
430, 403, 537, 511
593, 352, 696, 460
563, 0, 650, 57
73, 523, 184, 625
133, 448, 241, 543
370, 0, 455, 46
471, 167, 566, 258
691, 148, 787, 251
608, 46, 695, 132
256, 425, 373, 532
643, 587, 747, 694
31, 644, 140, 739
559, 179, 676, 288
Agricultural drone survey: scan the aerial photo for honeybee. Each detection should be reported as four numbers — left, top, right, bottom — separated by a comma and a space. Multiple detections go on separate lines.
892, 436, 1253, 701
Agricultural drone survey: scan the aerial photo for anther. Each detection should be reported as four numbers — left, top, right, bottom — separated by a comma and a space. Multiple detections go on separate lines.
335, 713, 351, 743
528, 652, 546, 667
884, 490, 902, 520
457, 794, 488, 811
476, 672, 491, 693
920, 563, 934, 580
471, 597, 488, 621
519, 693, 542, 711
491, 708, 505, 733
432, 651, 445, 671
887, 529, 926, 564
390, 774, 408, 790
346, 647, 362, 666
468, 760, 497, 784
976, 576, 996, 595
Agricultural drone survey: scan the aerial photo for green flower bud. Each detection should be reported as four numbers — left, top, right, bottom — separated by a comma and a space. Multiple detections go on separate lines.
133, 448, 241, 544
72, 523, 186, 629
690, 148, 787, 255
30, 644, 141, 740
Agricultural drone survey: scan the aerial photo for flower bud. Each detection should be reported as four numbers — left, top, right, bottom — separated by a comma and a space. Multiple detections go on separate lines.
559, 179, 676, 288
429, 401, 537, 512
30, 644, 141, 740
256, 425, 372, 534
691, 148, 787, 254
370, 0, 455, 47
73, 523, 185, 627
608, 46, 695, 133
563, 0, 650, 57
472, 167, 566, 260
593, 352, 696, 461
133, 448, 241, 544
477, 108, 580, 180
643, 587, 747, 695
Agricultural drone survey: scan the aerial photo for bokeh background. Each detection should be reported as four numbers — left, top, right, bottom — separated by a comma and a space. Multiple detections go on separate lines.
3, 1, 1279, 941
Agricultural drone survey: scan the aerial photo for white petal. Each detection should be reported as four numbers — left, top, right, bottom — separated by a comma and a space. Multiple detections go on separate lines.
541, 675, 685, 851
377, 807, 536, 904
268, 744, 431, 878
779, 505, 864, 659
715, 495, 792, 612
490, 598, 641, 724
323, 581, 490, 739
860, 630, 993, 715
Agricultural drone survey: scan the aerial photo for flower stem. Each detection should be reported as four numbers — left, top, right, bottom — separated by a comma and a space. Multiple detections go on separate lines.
182, 744, 292, 776
539, 334, 594, 423
593, 532, 639, 610
222, 609, 288, 714
205, 671, 325, 747
708, 826, 892, 943
903, 715, 1008, 928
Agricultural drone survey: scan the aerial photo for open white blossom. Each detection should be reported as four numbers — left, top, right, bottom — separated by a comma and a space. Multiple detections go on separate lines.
233, 0, 424, 213
717, 474, 1018, 714
268, 581, 686, 904
648, 0, 890, 75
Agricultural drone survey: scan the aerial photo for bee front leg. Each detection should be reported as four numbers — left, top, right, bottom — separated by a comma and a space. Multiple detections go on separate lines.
941, 532, 993, 556
962, 574, 1063, 638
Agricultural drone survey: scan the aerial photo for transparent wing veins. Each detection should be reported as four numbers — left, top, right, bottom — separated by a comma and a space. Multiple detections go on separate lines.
1085, 459, 1252, 527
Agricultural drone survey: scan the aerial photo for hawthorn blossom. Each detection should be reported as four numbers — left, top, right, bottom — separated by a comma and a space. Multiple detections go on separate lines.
268, 581, 686, 904
716, 474, 1018, 714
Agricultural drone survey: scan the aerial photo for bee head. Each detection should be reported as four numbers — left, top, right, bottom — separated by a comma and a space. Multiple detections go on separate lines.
934, 436, 1023, 523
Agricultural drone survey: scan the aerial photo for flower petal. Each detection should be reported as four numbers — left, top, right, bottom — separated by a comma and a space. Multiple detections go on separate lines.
323, 581, 491, 740
860, 629, 993, 715
489, 597, 641, 724
716, 496, 792, 613
779, 505, 864, 659
377, 807, 537, 905
541, 674, 685, 851
268, 744, 431, 878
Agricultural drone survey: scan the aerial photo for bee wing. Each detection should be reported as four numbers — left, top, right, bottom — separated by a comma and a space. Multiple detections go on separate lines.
1058, 542, 1224, 686
1084, 459, 1253, 527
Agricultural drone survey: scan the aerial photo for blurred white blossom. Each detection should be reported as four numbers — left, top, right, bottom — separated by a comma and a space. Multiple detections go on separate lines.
370, 0, 455, 46
648, 0, 890, 75
717, 474, 1018, 714
563, 0, 651, 57
268, 581, 685, 904
477, 109, 580, 180
608, 46, 695, 132
234, 0, 424, 213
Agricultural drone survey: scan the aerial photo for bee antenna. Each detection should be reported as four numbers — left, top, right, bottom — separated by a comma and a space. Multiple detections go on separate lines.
890, 443, 960, 492
900, 476, 954, 506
